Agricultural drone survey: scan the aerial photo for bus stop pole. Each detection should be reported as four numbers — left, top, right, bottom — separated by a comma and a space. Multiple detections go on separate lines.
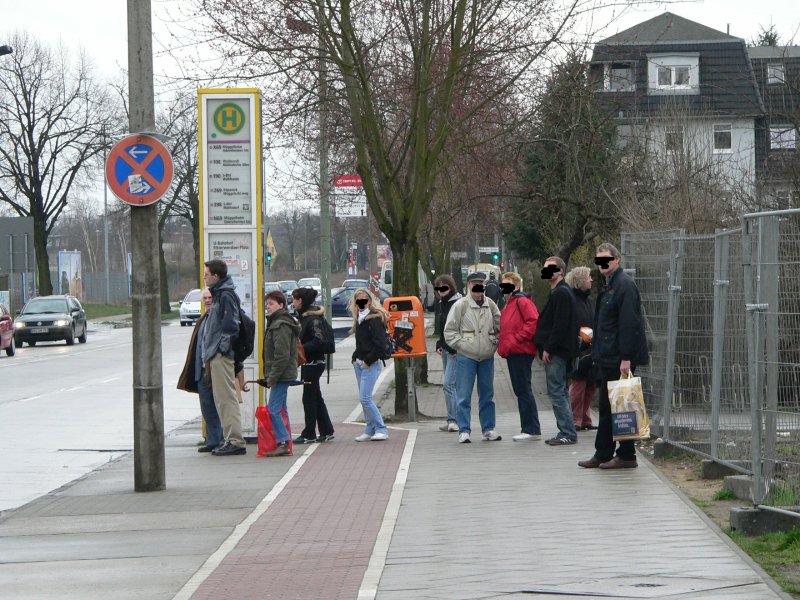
406, 357, 416, 422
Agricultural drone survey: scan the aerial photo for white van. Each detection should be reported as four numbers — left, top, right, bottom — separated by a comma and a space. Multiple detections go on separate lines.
380, 260, 434, 310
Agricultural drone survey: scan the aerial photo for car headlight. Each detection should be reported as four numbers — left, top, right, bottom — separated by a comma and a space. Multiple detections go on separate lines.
14, 321, 25, 329
54, 319, 70, 327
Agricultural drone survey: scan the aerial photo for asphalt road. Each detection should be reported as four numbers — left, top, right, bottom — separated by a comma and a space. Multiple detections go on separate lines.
0, 316, 355, 514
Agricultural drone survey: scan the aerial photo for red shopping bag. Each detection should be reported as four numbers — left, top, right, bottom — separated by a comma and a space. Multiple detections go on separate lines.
255, 406, 293, 457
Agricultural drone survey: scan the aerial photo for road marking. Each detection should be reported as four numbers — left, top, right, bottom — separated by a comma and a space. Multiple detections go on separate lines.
171, 443, 321, 600
344, 360, 394, 424
357, 428, 417, 599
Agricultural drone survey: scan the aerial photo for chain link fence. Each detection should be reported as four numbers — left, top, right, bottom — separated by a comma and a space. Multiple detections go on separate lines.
623, 209, 800, 517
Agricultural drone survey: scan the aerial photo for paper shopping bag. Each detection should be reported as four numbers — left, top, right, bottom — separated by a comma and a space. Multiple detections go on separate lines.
609, 374, 650, 441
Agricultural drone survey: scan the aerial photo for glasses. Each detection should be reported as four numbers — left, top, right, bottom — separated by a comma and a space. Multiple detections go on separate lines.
434, 286, 449, 292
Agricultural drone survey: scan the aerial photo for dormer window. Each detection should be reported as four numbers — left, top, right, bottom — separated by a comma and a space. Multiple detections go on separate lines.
648, 53, 700, 94
598, 62, 635, 91
767, 63, 785, 85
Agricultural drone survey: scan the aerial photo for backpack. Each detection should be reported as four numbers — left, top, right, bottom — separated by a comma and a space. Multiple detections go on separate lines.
318, 316, 336, 355
378, 325, 397, 360
224, 290, 256, 363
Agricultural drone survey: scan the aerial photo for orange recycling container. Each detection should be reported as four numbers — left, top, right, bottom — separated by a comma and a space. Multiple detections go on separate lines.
383, 296, 427, 358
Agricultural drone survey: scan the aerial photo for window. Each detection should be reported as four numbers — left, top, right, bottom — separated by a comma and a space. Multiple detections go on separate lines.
599, 62, 634, 91
674, 66, 690, 86
713, 124, 732, 152
770, 125, 797, 150
657, 66, 671, 86
656, 65, 691, 87
767, 63, 785, 85
648, 54, 699, 94
665, 126, 683, 153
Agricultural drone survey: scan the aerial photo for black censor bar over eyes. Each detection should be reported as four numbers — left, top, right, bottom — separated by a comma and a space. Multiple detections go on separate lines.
434, 286, 449, 292
499, 283, 515, 294
594, 256, 613, 267
541, 265, 560, 280
471, 284, 485, 293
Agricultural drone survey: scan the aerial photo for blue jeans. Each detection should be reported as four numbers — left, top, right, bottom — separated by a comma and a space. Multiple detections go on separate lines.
544, 354, 577, 439
354, 361, 388, 436
507, 354, 541, 435
197, 372, 223, 449
268, 382, 291, 444
455, 354, 496, 433
441, 351, 458, 423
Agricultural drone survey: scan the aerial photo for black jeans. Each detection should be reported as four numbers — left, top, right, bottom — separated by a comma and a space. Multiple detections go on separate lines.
595, 366, 636, 461
300, 363, 334, 439
506, 354, 541, 434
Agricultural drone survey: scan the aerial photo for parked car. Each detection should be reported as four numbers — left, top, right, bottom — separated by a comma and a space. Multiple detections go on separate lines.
277, 280, 299, 312
341, 278, 369, 289
179, 289, 202, 326
297, 277, 322, 296
264, 282, 284, 294
13, 295, 87, 346
0, 302, 15, 356
330, 286, 391, 317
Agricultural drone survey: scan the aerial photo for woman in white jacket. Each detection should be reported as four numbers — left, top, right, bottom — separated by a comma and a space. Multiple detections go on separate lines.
443, 272, 502, 443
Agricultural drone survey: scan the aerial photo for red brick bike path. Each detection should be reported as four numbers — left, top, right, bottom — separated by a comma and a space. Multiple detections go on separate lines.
190, 423, 408, 600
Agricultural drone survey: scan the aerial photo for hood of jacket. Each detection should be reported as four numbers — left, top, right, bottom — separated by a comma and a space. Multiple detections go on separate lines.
300, 304, 326, 320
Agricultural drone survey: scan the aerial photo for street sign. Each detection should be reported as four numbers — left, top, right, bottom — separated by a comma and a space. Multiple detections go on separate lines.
451, 251, 468, 259
478, 246, 499, 253
105, 134, 174, 206
333, 174, 363, 187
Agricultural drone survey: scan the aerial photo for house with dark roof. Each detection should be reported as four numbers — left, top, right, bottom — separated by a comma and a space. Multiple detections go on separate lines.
589, 12, 799, 205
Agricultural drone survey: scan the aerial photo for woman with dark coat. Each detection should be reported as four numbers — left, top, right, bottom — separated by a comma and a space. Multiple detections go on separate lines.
350, 288, 390, 442
434, 274, 462, 432
291, 287, 335, 444
565, 266, 597, 431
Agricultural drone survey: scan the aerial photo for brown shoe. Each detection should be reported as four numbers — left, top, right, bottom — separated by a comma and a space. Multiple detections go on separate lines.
265, 442, 291, 457
598, 456, 638, 469
577, 456, 611, 468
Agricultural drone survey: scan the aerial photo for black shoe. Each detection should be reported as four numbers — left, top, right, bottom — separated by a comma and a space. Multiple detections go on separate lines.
316, 434, 335, 443
545, 435, 577, 446
583, 424, 598, 430
197, 445, 215, 453
212, 442, 246, 456
293, 435, 316, 444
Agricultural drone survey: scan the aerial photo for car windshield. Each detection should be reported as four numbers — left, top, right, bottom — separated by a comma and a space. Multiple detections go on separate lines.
334, 288, 354, 300
279, 281, 298, 290
265, 284, 282, 292
22, 299, 69, 314
185, 290, 201, 302
298, 278, 320, 287
342, 279, 368, 288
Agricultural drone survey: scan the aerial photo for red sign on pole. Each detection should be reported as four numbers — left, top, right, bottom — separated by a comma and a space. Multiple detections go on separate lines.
333, 174, 363, 187
105, 134, 174, 206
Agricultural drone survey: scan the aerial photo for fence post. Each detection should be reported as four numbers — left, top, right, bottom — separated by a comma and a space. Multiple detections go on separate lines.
762, 216, 780, 498
662, 232, 684, 442
743, 216, 765, 505
710, 230, 730, 461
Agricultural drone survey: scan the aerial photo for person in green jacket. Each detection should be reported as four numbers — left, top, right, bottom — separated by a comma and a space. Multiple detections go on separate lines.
263, 290, 301, 457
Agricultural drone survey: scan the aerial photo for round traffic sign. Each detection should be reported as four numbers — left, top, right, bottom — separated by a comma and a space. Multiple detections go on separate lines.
105, 134, 174, 206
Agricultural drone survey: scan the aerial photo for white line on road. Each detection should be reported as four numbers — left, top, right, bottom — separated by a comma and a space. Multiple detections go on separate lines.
357, 428, 417, 599
101, 377, 120, 383
344, 360, 394, 424
171, 443, 321, 600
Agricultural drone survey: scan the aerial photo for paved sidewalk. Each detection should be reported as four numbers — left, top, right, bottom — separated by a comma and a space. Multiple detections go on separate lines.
0, 340, 789, 599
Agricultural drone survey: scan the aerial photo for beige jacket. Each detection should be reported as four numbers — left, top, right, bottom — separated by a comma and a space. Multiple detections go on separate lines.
443, 295, 501, 361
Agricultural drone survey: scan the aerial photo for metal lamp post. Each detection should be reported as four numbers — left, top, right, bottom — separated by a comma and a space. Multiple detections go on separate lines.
102, 128, 111, 304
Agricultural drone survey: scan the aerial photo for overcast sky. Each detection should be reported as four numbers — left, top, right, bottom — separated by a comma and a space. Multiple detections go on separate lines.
3, 0, 798, 82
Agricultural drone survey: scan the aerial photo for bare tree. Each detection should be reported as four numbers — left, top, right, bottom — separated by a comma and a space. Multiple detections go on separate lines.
0, 32, 115, 294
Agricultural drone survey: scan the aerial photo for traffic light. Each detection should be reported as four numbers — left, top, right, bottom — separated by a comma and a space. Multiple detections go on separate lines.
267, 252, 272, 270
500, 262, 505, 270
492, 253, 499, 264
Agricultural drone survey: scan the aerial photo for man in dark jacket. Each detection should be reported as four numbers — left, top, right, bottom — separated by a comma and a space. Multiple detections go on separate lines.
434, 274, 462, 432
202, 259, 244, 456
534, 256, 578, 446
579, 242, 649, 470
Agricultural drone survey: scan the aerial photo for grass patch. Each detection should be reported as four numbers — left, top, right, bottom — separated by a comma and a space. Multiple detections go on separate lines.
728, 528, 800, 595
83, 303, 132, 319
690, 496, 711, 508
766, 482, 799, 507
713, 488, 736, 501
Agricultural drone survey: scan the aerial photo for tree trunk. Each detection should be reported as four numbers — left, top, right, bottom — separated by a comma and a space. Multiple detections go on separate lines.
34, 216, 53, 295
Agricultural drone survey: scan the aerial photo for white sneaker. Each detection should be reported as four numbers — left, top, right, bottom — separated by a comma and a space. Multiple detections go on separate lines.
370, 432, 389, 441
438, 423, 450, 432
447, 422, 459, 432
355, 433, 371, 442
512, 433, 540, 442
482, 429, 502, 441
458, 432, 471, 443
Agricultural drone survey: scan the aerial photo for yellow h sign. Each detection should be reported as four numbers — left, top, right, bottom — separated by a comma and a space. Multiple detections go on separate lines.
213, 102, 246, 135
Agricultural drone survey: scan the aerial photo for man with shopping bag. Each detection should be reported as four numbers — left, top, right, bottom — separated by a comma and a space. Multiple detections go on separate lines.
578, 243, 649, 470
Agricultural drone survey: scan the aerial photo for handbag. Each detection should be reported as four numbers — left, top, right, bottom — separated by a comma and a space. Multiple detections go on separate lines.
297, 338, 307, 366
608, 373, 650, 441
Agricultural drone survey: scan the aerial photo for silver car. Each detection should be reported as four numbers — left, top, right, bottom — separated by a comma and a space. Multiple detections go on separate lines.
179, 289, 202, 326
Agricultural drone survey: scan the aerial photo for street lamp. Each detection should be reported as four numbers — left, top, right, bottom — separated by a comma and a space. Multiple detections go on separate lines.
0, 45, 12, 57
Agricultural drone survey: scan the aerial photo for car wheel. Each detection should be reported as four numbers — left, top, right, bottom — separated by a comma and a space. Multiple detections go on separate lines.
180, 321, 187, 327
66, 328, 75, 345
28, 340, 36, 347
78, 325, 87, 344
5, 337, 14, 357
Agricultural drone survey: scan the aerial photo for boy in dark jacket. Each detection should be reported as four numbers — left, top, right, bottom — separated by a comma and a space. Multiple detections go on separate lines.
579, 243, 649, 470
434, 274, 462, 432
534, 256, 579, 445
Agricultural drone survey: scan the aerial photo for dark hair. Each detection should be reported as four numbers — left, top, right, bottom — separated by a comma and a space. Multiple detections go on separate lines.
291, 286, 318, 310
204, 259, 227, 278
433, 274, 457, 291
265, 290, 286, 306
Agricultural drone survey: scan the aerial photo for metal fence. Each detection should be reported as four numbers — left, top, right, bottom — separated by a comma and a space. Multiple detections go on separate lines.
623, 209, 800, 517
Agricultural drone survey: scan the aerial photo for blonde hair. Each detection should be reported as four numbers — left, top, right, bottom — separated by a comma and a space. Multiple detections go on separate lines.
565, 266, 591, 289
348, 288, 388, 332
501, 272, 521, 288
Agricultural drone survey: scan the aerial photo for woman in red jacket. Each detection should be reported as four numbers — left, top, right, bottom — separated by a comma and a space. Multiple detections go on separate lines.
497, 272, 541, 441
